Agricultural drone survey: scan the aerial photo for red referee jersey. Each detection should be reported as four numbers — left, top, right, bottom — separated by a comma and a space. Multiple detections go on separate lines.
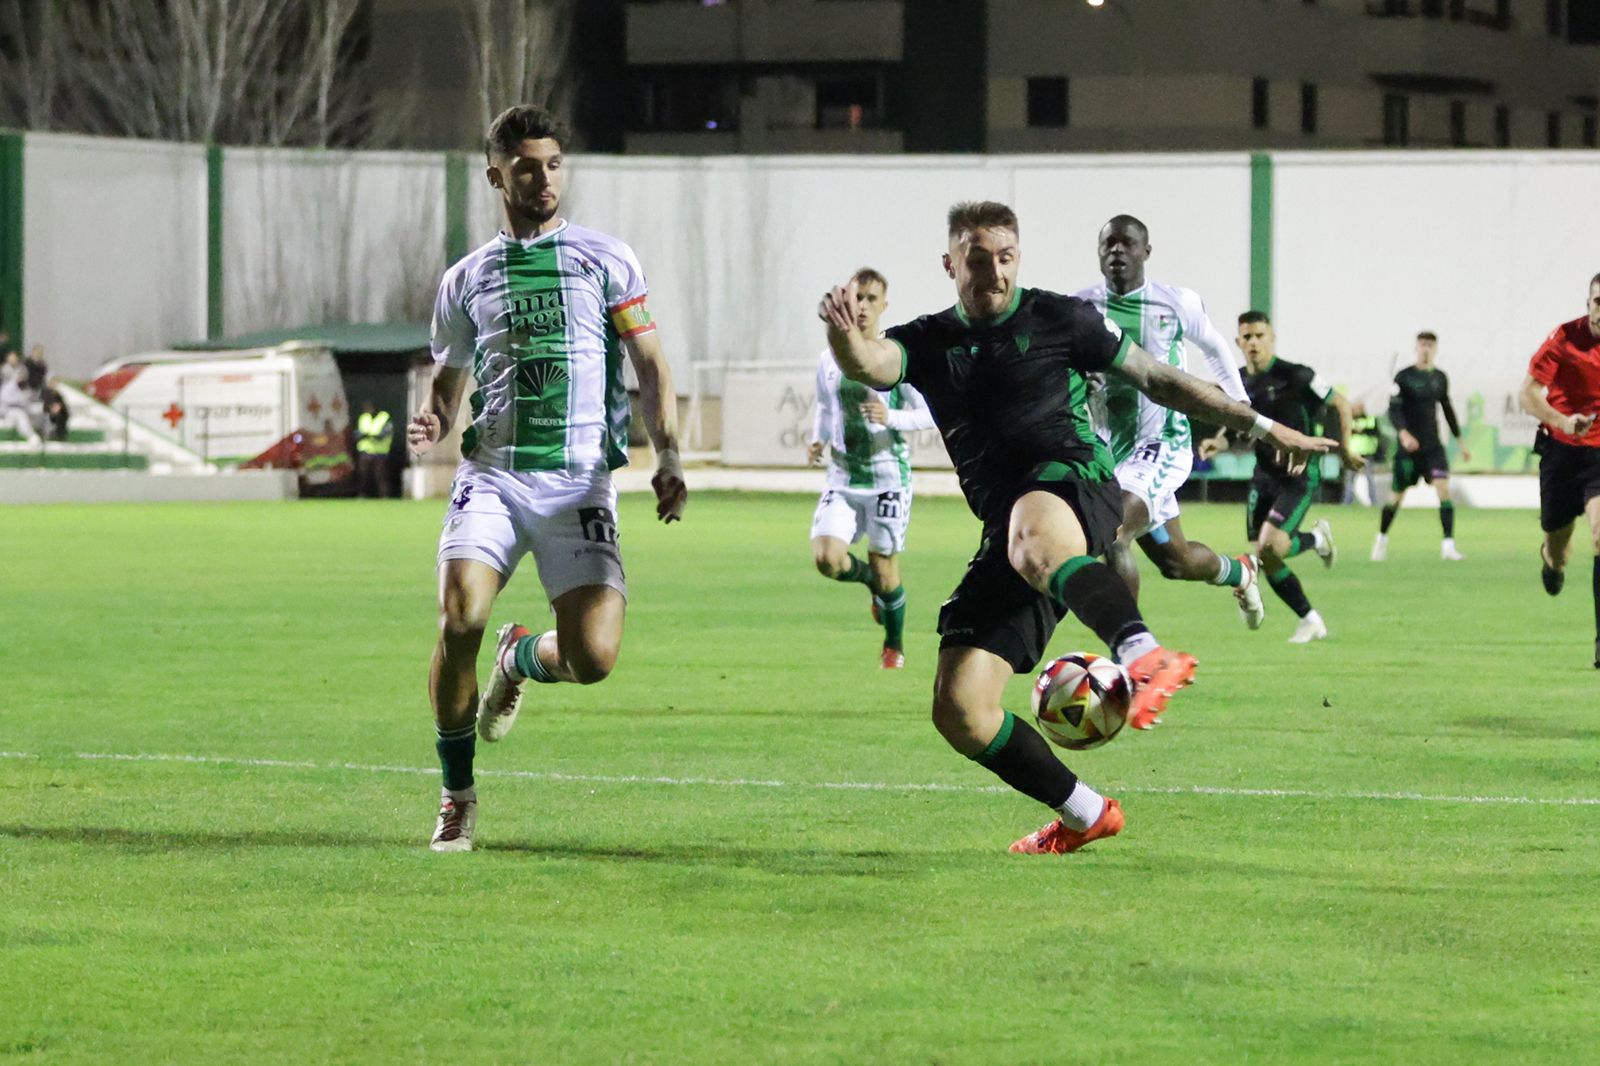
1528, 315, 1600, 447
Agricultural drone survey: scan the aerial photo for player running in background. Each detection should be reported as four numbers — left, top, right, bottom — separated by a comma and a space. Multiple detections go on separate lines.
807, 267, 936, 669
1518, 273, 1600, 668
818, 202, 1333, 855
410, 105, 689, 852
1237, 312, 1362, 644
1073, 215, 1265, 628
1372, 331, 1470, 562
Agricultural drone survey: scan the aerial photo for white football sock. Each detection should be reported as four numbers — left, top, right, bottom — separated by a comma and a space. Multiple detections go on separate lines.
1058, 781, 1106, 831
1114, 631, 1159, 665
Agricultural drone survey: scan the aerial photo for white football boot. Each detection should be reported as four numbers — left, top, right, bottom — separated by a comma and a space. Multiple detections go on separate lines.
1440, 538, 1464, 561
477, 623, 532, 742
1370, 533, 1388, 562
430, 789, 477, 852
1232, 555, 1266, 630
1288, 610, 1329, 644
1312, 519, 1337, 569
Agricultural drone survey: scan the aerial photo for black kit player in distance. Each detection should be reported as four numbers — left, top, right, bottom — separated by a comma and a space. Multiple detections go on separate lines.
1372, 331, 1470, 562
817, 201, 1335, 855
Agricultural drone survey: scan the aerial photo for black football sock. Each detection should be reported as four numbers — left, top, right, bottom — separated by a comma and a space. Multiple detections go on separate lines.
968, 711, 1078, 808
1380, 504, 1398, 534
435, 723, 476, 792
1286, 531, 1318, 558
1266, 566, 1314, 619
1047, 556, 1150, 654
1440, 501, 1456, 538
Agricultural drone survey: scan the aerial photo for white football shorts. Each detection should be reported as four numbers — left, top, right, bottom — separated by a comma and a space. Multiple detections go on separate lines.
808, 486, 912, 555
437, 460, 626, 602
1116, 437, 1193, 539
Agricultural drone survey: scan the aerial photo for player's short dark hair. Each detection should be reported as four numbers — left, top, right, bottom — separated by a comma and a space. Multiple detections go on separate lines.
1103, 214, 1149, 241
1417, 330, 1438, 341
1238, 310, 1272, 326
947, 201, 1019, 239
485, 105, 570, 163
853, 267, 888, 292
1590, 272, 1600, 289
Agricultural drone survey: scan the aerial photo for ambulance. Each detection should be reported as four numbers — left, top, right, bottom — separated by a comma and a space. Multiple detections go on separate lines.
87, 342, 354, 487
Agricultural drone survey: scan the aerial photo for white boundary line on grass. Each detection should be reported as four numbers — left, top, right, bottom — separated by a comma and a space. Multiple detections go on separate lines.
2, 749, 1597, 808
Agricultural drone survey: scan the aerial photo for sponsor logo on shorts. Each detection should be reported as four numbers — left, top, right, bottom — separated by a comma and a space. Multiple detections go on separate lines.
578, 507, 619, 545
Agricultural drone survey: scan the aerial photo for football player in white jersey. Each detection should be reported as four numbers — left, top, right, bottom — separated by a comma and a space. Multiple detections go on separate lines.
409, 105, 688, 852
805, 267, 936, 668
1074, 215, 1266, 628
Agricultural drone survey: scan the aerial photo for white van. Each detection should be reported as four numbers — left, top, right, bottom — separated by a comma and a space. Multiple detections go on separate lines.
87, 342, 353, 486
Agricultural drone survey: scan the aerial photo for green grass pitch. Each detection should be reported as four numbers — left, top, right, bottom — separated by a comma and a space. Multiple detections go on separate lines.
3, 493, 1597, 1063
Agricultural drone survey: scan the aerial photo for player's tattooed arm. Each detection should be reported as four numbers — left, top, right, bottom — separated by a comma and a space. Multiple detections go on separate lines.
1113, 344, 1337, 463
818, 279, 902, 388
408, 365, 470, 456
1520, 374, 1597, 437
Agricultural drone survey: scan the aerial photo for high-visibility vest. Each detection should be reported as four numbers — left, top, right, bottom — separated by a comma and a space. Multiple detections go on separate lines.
357, 410, 393, 455
1350, 413, 1381, 458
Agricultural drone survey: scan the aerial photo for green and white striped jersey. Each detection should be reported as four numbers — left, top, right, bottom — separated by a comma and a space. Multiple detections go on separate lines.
811, 349, 935, 491
1073, 279, 1247, 465
431, 222, 655, 473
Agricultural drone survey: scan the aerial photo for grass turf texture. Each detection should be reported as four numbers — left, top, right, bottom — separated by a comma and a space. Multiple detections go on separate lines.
3, 495, 1597, 1064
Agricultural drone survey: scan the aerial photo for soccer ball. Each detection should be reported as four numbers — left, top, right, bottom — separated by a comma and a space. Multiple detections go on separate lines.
1031, 652, 1133, 750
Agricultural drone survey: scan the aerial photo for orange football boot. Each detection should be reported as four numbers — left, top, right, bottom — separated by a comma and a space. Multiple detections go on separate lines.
1125, 647, 1198, 730
1009, 799, 1124, 854
879, 646, 905, 670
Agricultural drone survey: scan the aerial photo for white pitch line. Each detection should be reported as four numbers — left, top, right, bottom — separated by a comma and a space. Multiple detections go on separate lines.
0, 749, 1595, 808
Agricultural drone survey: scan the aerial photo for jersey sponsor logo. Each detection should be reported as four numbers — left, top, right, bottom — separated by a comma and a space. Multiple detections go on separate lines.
450, 482, 473, 511
508, 289, 567, 337
1103, 317, 1123, 340
518, 358, 570, 397
578, 506, 619, 545
1015, 334, 1032, 356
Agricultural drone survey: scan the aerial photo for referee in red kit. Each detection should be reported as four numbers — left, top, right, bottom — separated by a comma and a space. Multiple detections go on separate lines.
1519, 273, 1600, 668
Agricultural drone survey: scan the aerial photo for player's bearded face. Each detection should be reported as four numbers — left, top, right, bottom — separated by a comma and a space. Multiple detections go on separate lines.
494, 137, 564, 225
947, 228, 1020, 319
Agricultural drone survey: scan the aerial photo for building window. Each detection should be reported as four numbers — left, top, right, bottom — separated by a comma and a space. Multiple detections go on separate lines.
1495, 104, 1511, 147
1252, 78, 1269, 130
1301, 83, 1318, 135
1585, 113, 1598, 148
1422, 0, 1444, 16
817, 75, 883, 130
1547, 111, 1562, 147
1383, 94, 1409, 146
1449, 100, 1467, 146
1026, 77, 1068, 128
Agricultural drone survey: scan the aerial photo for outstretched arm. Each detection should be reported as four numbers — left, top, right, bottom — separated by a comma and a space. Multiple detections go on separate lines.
1325, 391, 1365, 471
818, 279, 904, 388
1112, 344, 1336, 463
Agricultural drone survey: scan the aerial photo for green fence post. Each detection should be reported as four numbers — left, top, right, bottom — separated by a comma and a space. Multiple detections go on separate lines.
1249, 153, 1274, 317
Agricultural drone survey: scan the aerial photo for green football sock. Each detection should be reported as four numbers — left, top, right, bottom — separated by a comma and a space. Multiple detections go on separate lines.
1286, 531, 1318, 558
835, 554, 872, 585
1208, 554, 1245, 588
875, 585, 907, 651
435, 723, 476, 792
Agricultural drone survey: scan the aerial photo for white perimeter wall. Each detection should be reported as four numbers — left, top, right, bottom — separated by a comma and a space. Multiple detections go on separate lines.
23, 134, 208, 380
224, 147, 444, 335
469, 153, 1253, 390
18, 133, 1600, 437
1274, 151, 1600, 440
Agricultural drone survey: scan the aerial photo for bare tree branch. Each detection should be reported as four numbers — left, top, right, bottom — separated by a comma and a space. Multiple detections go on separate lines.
462, 0, 574, 134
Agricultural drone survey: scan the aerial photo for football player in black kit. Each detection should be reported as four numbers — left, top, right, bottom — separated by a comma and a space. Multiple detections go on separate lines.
1237, 311, 1364, 644
818, 202, 1334, 855
1371, 331, 1469, 562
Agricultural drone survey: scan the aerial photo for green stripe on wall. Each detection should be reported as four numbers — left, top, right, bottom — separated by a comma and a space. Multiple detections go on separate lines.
0, 132, 23, 347
207, 144, 224, 339
444, 153, 469, 269
1249, 153, 1273, 317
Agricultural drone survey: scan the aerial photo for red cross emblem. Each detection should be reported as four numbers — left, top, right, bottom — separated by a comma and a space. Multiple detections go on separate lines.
307, 394, 322, 417
162, 403, 184, 428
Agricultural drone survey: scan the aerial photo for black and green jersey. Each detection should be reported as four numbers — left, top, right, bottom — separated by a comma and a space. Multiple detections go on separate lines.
884, 288, 1131, 523
1243, 356, 1335, 478
1389, 366, 1459, 450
